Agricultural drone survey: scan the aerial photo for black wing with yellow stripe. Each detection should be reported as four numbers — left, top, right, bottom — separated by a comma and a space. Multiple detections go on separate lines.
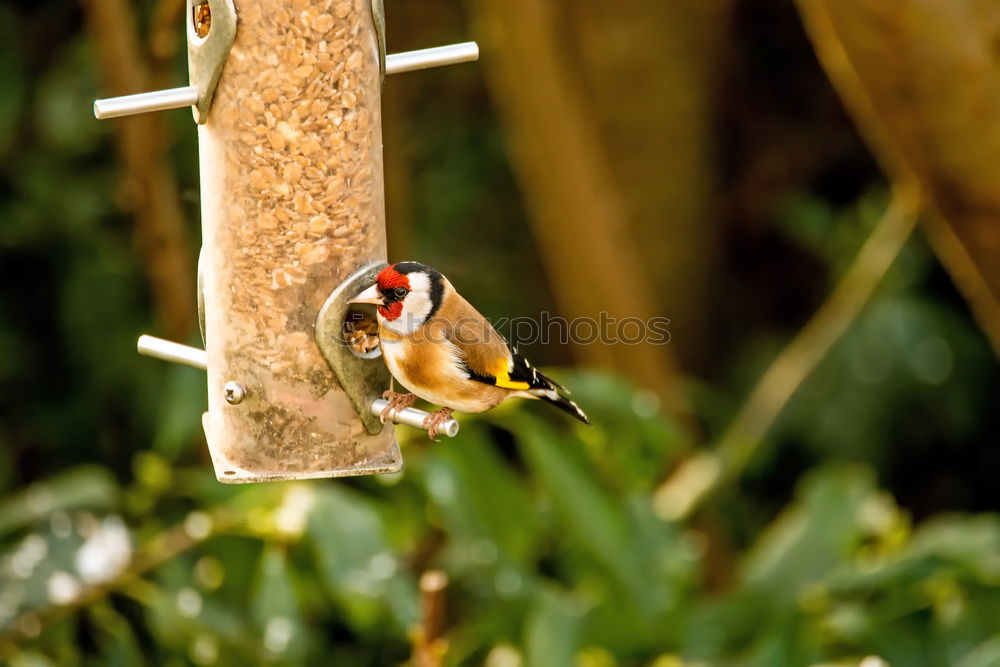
461, 342, 590, 425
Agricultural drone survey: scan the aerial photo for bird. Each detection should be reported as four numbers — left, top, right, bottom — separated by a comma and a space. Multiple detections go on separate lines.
349, 261, 590, 439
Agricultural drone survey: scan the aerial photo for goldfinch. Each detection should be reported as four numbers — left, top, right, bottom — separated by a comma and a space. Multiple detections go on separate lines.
349, 262, 589, 438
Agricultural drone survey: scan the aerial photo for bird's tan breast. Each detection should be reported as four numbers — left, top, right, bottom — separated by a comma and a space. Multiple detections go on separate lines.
380, 325, 511, 413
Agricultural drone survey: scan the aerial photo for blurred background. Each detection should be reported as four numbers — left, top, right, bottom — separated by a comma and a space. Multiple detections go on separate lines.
1, 0, 999, 665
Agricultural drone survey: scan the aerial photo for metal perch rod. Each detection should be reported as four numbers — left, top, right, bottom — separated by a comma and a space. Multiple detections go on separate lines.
94, 42, 480, 119
137, 334, 207, 370
371, 399, 459, 438
94, 86, 200, 120
136, 335, 459, 438
385, 42, 479, 75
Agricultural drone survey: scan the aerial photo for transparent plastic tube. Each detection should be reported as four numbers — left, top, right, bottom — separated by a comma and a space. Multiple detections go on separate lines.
197, 0, 398, 482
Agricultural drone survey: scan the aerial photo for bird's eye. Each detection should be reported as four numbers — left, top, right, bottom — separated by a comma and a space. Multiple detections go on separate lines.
393, 287, 409, 299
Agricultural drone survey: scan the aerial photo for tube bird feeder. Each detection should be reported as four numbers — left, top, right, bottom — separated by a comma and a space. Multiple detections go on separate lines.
198, 0, 396, 482
95, 0, 476, 482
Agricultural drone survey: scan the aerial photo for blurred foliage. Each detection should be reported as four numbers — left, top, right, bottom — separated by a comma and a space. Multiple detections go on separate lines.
0, 0, 998, 665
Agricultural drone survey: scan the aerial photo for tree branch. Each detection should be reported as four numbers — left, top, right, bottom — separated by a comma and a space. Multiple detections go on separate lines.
470, 0, 693, 425
654, 186, 921, 520
409, 570, 449, 667
796, 0, 1000, 354
83, 0, 198, 341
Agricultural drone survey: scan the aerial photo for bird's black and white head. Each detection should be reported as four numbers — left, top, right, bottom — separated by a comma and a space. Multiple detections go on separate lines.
349, 262, 445, 334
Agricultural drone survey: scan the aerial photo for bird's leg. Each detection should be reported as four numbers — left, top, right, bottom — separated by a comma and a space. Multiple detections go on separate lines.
422, 407, 454, 442
380, 390, 417, 423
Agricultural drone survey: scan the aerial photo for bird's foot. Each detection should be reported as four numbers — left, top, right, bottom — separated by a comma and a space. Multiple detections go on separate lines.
422, 408, 454, 442
380, 391, 417, 423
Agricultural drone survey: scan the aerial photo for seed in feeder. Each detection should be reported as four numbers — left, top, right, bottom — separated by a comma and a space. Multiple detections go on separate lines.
312, 13, 335, 35
282, 163, 303, 183
308, 215, 329, 233
268, 130, 287, 151
300, 243, 329, 265
346, 50, 363, 71
193, 2, 211, 39
300, 138, 322, 156
271, 269, 293, 290
346, 328, 379, 355
257, 213, 278, 231
246, 97, 266, 114
293, 192, 314, 214
286, 332, 310, 348
294, 99, 313, 118
275, 121, 300, 143
310, 100, 329, 116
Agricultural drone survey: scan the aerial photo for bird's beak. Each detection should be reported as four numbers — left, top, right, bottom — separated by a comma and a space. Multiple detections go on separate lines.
348, 284, 383, 305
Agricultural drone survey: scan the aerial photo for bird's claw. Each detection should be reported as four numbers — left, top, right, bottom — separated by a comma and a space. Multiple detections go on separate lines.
380, 391, 416, 424
422, 408, 454, 442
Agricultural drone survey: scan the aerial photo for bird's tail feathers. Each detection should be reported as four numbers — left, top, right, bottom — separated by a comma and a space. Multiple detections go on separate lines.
534, 389, 590, 425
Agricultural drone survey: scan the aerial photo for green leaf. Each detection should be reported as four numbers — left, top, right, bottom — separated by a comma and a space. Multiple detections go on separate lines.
89, 602, 146, 667
957, 636, 1000, 667
512, 413, 651, 612
252, 545, 306, 662
0, 467, 118, 537
306, 485, 418, 630
151, 363, 207, 460
524, 587, 585, 667
741, 464, 881, 601
420, 424, 538, 563
906, 514, 1000, 581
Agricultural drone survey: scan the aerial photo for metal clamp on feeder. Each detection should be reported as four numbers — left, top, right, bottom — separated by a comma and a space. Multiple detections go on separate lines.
107, 0, 473, 483
94, 0, 237, 122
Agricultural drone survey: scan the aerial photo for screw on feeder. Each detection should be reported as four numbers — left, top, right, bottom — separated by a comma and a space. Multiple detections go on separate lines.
223, 382, 246, 405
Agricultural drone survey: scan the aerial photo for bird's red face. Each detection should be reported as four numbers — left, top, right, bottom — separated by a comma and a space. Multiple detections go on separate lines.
349, 262, 444, 329
373, 265, 410, 321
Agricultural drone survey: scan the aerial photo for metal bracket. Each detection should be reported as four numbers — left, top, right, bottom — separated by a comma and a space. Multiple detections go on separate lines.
197, 247, 207, 346
315, 262, 392, 435
188, 0, 238, 124
92, 0, 237, 121
370, 0, 387, 84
